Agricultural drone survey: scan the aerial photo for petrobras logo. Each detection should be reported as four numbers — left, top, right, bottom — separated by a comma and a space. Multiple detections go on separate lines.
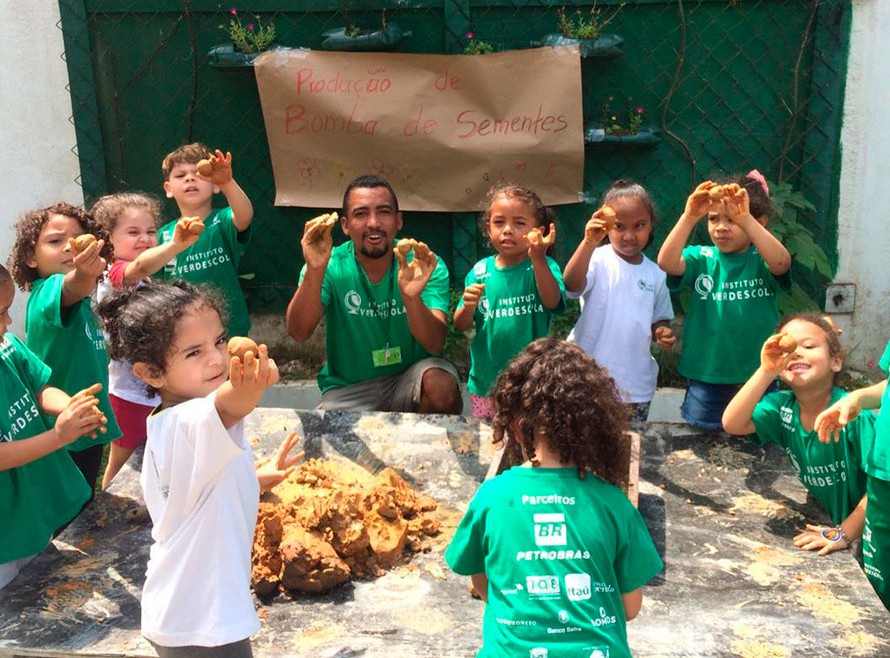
526, 575, 560, 596
533, 513, 567, 547
694, 274, 714, 300
590, 606, 617, 628
344, 290, 362, 314
564, 573, 591, 601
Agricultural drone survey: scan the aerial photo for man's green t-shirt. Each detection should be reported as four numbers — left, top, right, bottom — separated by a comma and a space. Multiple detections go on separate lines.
446, 467, 663, 658
667, 245, 791, 384
0, 334, 91, 562
459, 256, 565, 396
25, 275, 121, 451
157, 206, 251, 335
300, 242, 450, 392
751, 388, 872, 525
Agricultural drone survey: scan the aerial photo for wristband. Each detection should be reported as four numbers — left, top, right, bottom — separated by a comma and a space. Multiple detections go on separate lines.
821, 526, 848, 547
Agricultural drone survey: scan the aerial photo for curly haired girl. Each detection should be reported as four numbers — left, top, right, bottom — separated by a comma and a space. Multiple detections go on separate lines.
446, 337, 663, 658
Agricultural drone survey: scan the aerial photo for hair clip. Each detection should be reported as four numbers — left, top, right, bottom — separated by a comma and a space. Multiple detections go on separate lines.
746, 169, 769, 197
822, 314, 843, 335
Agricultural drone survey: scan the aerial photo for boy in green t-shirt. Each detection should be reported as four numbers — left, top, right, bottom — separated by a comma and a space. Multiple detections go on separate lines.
156, 143, 254, 335
657, 171, 792, 430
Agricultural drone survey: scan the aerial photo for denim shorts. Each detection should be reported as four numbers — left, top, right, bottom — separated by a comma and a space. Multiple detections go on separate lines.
680, 379, 742, 430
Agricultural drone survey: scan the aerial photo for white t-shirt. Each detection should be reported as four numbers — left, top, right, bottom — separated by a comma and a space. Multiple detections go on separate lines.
567, 245, 674, 403
140, 392, 260, 647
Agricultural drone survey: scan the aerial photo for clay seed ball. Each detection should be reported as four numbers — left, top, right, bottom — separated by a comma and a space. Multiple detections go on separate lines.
196, 158, 214, 177
707, 185, 725, 201
69, 233, 97, 254
227, 336, 259, 361
395, 238, 414, 256
777, 334, 798, 353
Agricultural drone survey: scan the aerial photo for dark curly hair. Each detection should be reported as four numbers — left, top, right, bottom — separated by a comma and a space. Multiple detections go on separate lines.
711, 172, 774, 222
479, 183, 557, 255
96, 280, 228, 390
9, 202, 113, 291
491, 337, 629, 485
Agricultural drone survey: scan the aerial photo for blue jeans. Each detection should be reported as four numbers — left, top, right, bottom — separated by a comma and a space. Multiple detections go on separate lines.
680, 380, 742, 430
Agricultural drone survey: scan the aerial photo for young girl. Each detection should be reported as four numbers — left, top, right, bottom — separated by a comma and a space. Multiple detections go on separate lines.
657, 171, 792, 430
723, 313, 872, 555
564, 180, 676, 426
446, 338, 663, 657
453, 184, 566, 420
97, 280, 300, 657
10, 202, 121, 491
815, 341, 890, 609
91, 192, 202, 489
0, 263, 105, 589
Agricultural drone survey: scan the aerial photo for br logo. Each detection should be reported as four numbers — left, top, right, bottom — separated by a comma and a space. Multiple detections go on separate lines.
533, 513, 567, 547
694, 274, 714, 300
344, 290, 362, 315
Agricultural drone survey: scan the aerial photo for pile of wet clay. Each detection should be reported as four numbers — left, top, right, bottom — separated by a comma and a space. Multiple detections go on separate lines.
252, 458, 441, 596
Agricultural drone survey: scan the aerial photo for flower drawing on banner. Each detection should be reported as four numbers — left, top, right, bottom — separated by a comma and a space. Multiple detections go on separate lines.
371, 159, 393, 177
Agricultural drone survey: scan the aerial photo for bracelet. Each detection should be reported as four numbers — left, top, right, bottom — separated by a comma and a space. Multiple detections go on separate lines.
821, 526, 849, 547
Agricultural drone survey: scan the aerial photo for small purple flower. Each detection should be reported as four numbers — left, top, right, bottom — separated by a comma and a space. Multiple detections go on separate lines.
247, 22, 255, 31
230, 6, 237, 15
466, 31, 474, 39
636, 106, 644, 114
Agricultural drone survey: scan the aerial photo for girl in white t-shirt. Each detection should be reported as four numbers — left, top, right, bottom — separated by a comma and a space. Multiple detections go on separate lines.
92, 192, 202, 489
563, 180, 676, 426
97, 280, 301, 658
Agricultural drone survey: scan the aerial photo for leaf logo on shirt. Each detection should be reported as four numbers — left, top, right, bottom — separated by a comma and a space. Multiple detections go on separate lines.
344, 290, 363, 314
694, 274, 714, 300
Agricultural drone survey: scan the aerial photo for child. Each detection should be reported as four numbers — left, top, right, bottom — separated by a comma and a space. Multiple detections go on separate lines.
815, 342, 890, 609
723, 314, 872, 555
564, 180, 676, 426
0, 263, 105, 589
445, 338, 663, 658
10, 202, 121, 491
97, 280, 301, 656
657, 171, 792, 429
157, 143, 254, 335
453, 184, 566, 420
91, 192, 202, 488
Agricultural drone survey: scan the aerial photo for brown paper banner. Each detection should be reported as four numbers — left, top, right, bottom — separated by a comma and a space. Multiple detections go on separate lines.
254, 47, 584, 212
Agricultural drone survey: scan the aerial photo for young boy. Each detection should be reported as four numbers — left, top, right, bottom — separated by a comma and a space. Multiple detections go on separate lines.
157, 143, 254, 335
657, 171, 792, 430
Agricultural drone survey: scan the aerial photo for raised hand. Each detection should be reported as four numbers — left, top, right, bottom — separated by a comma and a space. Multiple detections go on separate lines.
814, 398, 860, 443
461, 283, 486, 312
723, 184, 751, 224
173, 217, 204, 247
229, 343, 279, 395
394, 238, 438, 298
58, 392, 107, 443
761, 333, 797, 374
654, 326, 677, 350
301, 212, 337, 270
685, 181, 718, 221
582, 206, 615, 246
73, 237, 107, 280
256, 431, 305, 493
527, 223, 557, 260
196, 149, 233, 186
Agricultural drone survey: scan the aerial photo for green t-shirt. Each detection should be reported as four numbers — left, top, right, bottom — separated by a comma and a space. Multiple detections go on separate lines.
863, 477, 890, 611
446, 467, 663, 658
300, 241, 450, 392
459, 256, 566, 396
25, 275, 121, 451
751, 388, 872, 525
667, 245, 791, 384
0, 334, 91, 562
157, 206, 251, 335
866, 340, 890, 481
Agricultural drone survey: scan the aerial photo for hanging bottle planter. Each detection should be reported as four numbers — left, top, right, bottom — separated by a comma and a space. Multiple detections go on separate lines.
319, 23, 412, 52
208, 43, 287, 68
585, 125, 661, 147
540, 33, 624, 59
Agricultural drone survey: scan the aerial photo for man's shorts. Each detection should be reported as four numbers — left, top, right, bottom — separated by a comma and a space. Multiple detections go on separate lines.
680, 379, 741, 430
318, 357, 459, 412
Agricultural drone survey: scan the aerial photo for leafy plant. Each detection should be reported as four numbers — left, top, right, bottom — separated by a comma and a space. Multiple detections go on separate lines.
345, 9, 388, 37
464, 32, 494, 55
222, 7, 276, 53
557, 3, 623, 41
601, 97, 645, 136
443, 289, 471, 380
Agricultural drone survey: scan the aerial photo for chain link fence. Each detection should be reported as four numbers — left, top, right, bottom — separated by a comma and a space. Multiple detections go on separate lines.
58, 0, 849, 313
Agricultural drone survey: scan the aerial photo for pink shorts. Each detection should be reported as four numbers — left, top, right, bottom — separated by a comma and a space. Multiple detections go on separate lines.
109, 394, 153, 450
470, 394, 493, 421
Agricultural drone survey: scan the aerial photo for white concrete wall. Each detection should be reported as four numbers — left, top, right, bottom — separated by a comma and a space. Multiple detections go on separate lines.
835, 0, 890, 369
0, 1, 84, 339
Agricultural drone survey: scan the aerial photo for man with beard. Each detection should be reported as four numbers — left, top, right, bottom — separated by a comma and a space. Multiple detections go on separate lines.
286, 175, 462, 413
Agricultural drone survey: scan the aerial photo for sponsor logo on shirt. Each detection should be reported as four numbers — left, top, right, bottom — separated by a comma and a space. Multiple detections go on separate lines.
534, 513, 567, 546
780, 405, 793, 427
516, 549, 591, 561
587, 647, 611, 658
590, 606, 617, 628
529, 648, 548, 658
564, 573, 591, 601
526, 575, 560, 597
637, 278, 655, 293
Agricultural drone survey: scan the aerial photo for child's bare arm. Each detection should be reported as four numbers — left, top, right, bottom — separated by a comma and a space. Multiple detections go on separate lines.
122, 218, 203, 284
657, 183, 713, 276
453, 283, 485, 332
197, 150, 253, 231
61, 238, 106, 307
256, 431, 304, 493
215, 345, 278, 429
527, 224, 562, 309
286, 213, 335, 342
470, 573, 488, 603
0, 395, 105, 471
725, 186, 791, 275
815, 380, 887, 443
622, 588, 643, 621
563, 208, 612, 293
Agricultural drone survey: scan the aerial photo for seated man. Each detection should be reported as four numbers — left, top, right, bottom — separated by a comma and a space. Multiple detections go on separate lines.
286, 175, 462, 414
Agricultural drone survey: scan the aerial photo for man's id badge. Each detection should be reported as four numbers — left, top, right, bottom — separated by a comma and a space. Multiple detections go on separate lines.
372, 345, 402, 367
